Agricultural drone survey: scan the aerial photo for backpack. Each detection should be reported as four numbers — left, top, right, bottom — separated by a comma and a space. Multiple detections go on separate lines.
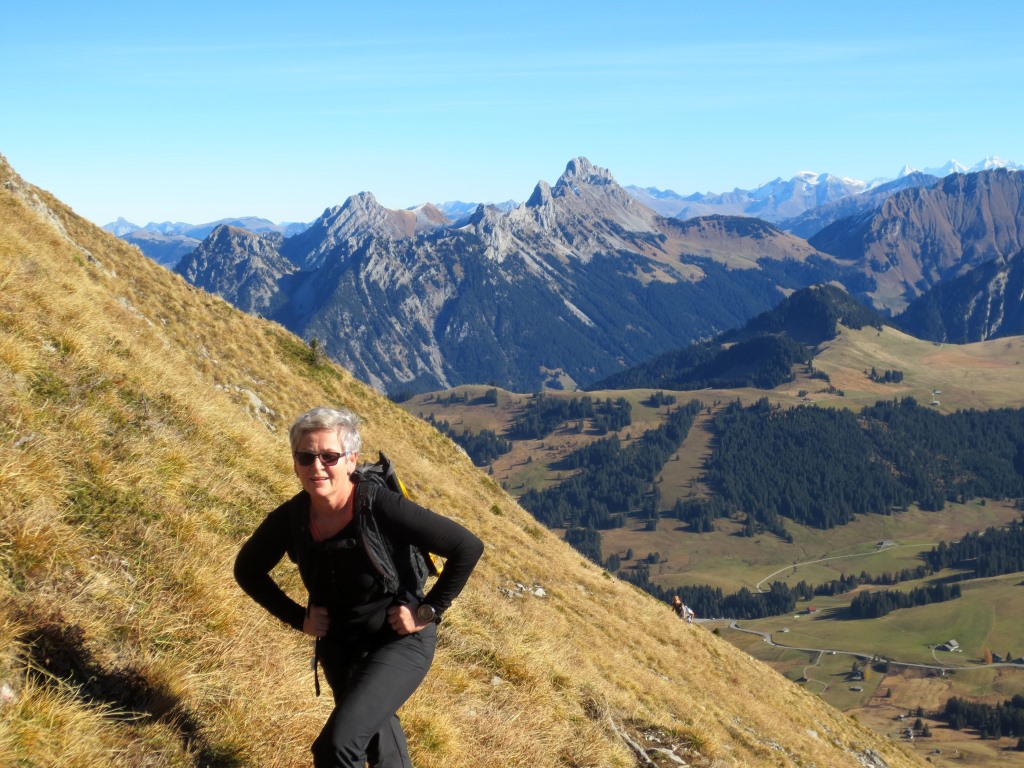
351, 451, 442, 596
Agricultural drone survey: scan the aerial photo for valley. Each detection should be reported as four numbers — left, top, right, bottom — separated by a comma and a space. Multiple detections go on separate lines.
401, 325, 1024, 765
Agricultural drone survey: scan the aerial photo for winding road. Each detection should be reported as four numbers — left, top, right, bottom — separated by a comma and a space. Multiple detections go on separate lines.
736, 541, 1024, 673
753, 541, 917, 592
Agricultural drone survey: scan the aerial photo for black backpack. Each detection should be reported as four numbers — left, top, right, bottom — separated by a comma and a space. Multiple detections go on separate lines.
351, 451, 441, 597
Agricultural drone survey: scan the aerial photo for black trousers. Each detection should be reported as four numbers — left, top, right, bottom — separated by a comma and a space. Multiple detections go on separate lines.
312, 625, 437, 768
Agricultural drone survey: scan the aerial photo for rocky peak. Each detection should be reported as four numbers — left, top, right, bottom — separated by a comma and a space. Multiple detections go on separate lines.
464, 204, 518, 263
206, 223, 283, 252
555, 156, 617, 191
175, 225, 294, 316
321, 194, 448, 239
284, 192, 419, 270
178, 225, 286, 276
322, 192, 391, 235
519, 157, 661, 252
525, 180, 555, 210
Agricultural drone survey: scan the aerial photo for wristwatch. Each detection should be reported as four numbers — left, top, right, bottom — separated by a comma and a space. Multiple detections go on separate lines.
416, 602, 438, 623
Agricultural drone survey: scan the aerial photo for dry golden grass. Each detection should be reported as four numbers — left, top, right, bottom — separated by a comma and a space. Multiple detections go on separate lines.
0, 154, 927, 767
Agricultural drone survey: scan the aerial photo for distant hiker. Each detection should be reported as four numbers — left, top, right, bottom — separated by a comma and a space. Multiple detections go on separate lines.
671, 595, 684, 619
671, 595, 695, 623
234, 406, 484, 768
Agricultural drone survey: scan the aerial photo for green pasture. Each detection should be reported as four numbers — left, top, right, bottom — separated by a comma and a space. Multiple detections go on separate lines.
722, 624, 883, 706
947, 666, 1021, 698
811, 325, 1024, 412
403, 325, 1024, 505
622, 500, 1023, 596
405, 385, 519, 434
736, 573, 1024, 677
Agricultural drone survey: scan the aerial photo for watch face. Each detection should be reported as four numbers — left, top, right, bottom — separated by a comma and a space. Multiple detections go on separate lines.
417, 603, 435, 621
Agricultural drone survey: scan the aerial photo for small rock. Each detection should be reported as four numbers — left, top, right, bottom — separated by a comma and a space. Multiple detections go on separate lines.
0, 683, 16, 706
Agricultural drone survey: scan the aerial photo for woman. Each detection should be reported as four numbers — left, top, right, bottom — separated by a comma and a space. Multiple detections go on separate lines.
234, 406, 484, 767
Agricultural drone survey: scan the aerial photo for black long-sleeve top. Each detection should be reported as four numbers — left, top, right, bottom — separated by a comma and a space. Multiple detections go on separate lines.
234, 482, 483, 643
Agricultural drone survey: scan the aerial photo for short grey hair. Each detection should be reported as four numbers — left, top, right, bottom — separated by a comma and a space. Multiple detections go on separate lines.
288, 406, 363, 455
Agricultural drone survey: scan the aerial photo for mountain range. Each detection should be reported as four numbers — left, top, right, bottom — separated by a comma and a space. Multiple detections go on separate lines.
176, 158, 850, 394
809, 168, 1024, 313
164, 154, 1024, 396
623, 156, 1023, 223
107, 157, 1023, 270
106, 216, 310, 268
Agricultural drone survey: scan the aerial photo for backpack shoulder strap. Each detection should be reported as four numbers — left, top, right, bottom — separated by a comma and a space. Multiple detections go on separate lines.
353, 479, 403, 595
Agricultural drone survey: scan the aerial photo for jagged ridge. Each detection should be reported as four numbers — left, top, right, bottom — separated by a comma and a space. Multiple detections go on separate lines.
175, 158, 842, 395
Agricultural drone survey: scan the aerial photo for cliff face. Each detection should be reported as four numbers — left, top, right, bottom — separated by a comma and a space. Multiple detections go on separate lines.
0, 152, 924, 768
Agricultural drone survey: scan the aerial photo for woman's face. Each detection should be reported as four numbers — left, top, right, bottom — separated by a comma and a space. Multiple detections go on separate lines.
293, 429, 359, 509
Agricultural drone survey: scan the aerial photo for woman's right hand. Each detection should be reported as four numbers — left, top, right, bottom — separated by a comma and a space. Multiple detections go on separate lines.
303, 604, 329, 638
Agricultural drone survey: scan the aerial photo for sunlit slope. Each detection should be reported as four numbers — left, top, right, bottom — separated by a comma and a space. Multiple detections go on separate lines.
0, 155, 923, 767
805, 324, 1024, 411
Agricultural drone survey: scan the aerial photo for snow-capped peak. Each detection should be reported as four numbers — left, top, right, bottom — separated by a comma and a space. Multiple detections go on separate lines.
970, 155, 1024, 172
923, 160, 969, 177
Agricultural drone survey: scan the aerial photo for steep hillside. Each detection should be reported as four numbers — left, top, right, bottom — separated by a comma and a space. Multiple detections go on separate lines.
721, 283, 886, 344
0, 154, 924, 767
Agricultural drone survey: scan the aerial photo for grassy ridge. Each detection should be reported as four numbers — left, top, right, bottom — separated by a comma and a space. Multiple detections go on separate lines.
0, 159, 927, 766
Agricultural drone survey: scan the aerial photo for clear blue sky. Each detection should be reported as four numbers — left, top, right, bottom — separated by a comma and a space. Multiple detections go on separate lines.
2, 1, 1022, 226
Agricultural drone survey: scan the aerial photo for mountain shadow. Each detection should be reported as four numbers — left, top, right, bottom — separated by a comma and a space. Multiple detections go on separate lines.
590, 284, 886, 391
895, 247, 1024, 343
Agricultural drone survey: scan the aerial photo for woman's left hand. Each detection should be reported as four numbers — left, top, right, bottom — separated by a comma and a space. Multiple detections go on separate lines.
386, 602, 430, 635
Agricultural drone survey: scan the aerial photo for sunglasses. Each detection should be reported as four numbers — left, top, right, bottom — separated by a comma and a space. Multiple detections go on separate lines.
293, 450, 349, 467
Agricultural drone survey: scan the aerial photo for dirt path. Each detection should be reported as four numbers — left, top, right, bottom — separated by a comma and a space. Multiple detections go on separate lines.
754, 542, 919, 592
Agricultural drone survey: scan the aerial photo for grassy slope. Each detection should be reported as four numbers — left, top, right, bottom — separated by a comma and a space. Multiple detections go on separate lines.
0, 159, 926, 767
